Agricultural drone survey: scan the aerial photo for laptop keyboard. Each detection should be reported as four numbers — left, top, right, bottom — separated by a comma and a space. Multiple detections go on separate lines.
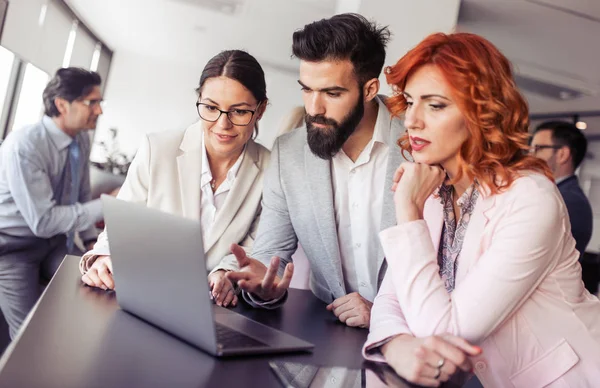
215, 323, 268, 349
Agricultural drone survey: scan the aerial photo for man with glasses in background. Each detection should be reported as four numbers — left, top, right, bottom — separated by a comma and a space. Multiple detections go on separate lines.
0, 67, 105, 338
530, 121, 595, 290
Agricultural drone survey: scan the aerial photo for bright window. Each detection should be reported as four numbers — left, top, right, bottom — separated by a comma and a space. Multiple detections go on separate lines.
11, 63, 49, 132
0, 46, 15, 121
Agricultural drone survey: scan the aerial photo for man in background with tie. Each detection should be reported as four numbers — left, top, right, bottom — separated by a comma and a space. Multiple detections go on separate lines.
0, 67, 104, 338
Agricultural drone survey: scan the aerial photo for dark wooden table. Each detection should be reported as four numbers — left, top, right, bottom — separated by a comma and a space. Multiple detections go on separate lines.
0, 256, 373, 388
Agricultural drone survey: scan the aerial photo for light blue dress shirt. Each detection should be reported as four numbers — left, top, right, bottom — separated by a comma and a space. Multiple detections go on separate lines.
0, 116, 101, 241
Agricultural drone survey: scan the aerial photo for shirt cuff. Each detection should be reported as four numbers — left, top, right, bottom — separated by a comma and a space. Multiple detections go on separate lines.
364, 336, 396, 355
79, 253, 99, 274
82, 199, 103, 224
243, 290, 287, 309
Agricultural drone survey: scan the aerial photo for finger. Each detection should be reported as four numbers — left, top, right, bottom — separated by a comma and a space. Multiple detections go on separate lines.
334, 307, 358, 323
81, 274, 94, 287
423, 336, 472, 373
440, 334, 482, 356
212, 276, 225, 297
231, 294, 238, 307
222, 289, 235, 307
237, 279, 261, 294
274, 262, 294, 293
326, 292, 353, 311
261, 256, 280, 290
230, 244, 250, 267
333, 300, 356, 318
104, 257, 113, 273
97, 266, 115, 290
392, 164, 407, 184
346, 314, 371, 329
216, 282, 233, 306
85, 269, 105, 289
414, 347, 454, 381
226, 271, 253, 283
414, 377, 441, 387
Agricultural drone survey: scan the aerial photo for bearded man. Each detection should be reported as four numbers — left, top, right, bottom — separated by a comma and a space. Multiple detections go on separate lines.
226, 13, 405, 329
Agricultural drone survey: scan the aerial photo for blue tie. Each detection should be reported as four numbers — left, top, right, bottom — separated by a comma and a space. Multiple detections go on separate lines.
67, 140, 81, 252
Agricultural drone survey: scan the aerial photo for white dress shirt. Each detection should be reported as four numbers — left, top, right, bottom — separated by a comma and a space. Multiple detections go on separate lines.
331, 99, 391, 302
200, 135, 245, 247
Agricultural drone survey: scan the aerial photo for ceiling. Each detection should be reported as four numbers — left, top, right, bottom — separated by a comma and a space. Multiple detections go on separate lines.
66, 0, 599, 134
458, 0, 600, 134
66, 0, 338, 72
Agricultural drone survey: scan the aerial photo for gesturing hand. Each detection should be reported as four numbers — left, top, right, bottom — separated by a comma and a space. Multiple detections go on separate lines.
392, 162, 446, 224
225, 244, 294, 302
326, 292, 373, 328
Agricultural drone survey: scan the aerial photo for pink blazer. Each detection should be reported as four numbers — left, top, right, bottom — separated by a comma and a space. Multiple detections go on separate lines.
363, 173, 600, 387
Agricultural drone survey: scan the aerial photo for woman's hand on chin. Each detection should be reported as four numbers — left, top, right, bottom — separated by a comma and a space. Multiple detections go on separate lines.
391, 162, 445, 224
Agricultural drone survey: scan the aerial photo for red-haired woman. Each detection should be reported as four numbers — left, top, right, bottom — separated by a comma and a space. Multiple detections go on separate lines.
363, 32, 600, 387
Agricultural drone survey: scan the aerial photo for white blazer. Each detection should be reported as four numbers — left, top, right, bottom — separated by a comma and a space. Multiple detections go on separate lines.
80, 121, 271, 274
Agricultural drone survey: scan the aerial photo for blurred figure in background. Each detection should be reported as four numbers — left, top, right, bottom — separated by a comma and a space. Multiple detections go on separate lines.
0, 68, 104, 339
530, 121, 593, 257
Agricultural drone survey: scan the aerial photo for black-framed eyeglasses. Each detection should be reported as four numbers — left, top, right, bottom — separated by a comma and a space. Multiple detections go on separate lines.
529, 144, 563, 154
196, 102, 260, 126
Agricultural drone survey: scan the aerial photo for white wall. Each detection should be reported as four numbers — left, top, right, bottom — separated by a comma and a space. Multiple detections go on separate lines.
358, 0, 461, 96
91, 0, 461, 160
91, 50, 302, 161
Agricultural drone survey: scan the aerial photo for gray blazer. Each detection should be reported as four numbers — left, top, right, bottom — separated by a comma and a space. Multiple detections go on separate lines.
248, 101, 405, 305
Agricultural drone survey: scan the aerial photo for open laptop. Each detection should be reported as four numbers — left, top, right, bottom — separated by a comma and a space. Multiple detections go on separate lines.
101, 195, 314, 357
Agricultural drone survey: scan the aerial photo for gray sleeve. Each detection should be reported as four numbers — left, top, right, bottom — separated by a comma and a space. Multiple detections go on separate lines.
5, 142, 102, 238
243, 138, 297, 309
250, 137, 298, 276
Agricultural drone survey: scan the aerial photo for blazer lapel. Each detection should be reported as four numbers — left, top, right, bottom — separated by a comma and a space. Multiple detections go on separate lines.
455, 188, 496, 282
204, 141, 260, 252
424, 195, 444, 254
176, 124, 202, 220
377, 116, 406, 277
304, 145, 345, 295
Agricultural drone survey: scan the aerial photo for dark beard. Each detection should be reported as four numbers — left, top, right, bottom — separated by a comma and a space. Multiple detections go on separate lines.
305, 93, 365, 160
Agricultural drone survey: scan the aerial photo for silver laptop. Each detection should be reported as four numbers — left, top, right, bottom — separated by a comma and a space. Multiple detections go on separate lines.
101, 195, 314, 357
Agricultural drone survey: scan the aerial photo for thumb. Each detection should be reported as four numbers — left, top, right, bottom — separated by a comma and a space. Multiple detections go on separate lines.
230, 243, 250, 267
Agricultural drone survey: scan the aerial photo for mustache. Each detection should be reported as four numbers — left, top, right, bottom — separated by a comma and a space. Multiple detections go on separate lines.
305, 114, 339, 127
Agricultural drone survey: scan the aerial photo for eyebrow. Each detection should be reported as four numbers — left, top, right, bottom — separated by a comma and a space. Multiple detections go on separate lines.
201, 98, 254, 108
297, 80, 349, 93
402, 91, 451, 102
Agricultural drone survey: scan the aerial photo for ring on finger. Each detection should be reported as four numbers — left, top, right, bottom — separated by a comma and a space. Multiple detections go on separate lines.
433, 367, 441, 380
437, 357, 445, 368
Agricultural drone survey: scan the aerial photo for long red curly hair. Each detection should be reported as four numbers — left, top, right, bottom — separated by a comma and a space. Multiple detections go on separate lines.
385, 32, 552, 193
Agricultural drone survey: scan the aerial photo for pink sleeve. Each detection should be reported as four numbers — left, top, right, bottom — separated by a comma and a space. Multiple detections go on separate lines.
379, 188, 567, 344
362, 271, 412, 362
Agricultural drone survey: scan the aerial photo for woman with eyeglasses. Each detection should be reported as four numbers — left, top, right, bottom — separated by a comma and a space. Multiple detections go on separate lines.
362, 33, 600, 386
80, 50, 271, 308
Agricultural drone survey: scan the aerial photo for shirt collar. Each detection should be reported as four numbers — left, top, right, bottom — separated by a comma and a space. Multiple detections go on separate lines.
438, 181, 480, 208
42, 115, 74, 151
371, 95, 392, 146
200, 132, 246, 188
349, 96, 392, 162
555, 174, 574, 185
